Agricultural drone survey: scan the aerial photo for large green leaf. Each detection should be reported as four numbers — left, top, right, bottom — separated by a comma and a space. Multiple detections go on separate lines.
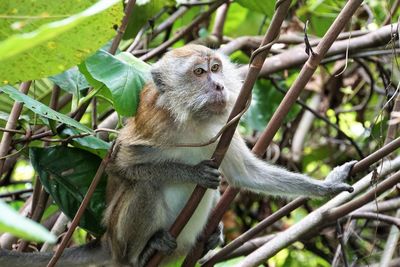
0, 200, 56, 243
30, 146, 107, 235
49, 67, 90, 95
0, 85, 93, 134
83, 50, 151, 116
0, 0, 123, 84
236, 0, 275, 16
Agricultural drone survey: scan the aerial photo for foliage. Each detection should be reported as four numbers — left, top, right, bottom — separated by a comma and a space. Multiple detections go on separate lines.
0, 0, 123, 84
81, 50, 151, 116
30, 146, 107, 235
0, 200, 56, 243
0, 0, 399, 266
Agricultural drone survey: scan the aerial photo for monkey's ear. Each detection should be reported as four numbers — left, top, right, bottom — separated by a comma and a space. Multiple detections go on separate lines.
151, 66, 166, 93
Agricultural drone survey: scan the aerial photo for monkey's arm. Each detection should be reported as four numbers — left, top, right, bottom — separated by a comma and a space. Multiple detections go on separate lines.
108, 145, 220, 188
221, 134, 355, 197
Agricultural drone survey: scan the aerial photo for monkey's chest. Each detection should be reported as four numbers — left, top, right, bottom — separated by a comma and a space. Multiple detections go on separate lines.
162, 184, 217, 247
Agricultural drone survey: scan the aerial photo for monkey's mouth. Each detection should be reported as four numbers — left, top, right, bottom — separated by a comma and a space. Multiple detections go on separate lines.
207, 93, 227, 113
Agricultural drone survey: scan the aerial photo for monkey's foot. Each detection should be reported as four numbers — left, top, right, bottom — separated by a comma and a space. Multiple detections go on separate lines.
205, 222, 224, 252
195, 160, 221, 189
148, 230, 177, 255
324, 160, 357, 194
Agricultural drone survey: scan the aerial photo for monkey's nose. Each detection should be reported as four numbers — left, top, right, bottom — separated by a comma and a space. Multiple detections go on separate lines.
215, 83, 224, 91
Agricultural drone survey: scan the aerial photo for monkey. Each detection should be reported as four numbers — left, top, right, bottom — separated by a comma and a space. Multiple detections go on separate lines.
0, 44, 355, 267
102, 44, 356, 266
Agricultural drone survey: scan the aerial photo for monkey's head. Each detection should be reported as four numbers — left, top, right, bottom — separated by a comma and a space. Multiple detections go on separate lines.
151, 44, 241, 123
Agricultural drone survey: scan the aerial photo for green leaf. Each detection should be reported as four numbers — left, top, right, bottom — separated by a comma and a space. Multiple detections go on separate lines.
236, 0, 275, 16
0, 0, 123, 84
0, 85, 93, 134
49, 67, 90, 95
223, 3, 266, 38
0, 200, 56, 243
123, 0, 174, 40
61, 128, 111, 158
84, 50, 151, 116
243, 80, 301, 131
30, 146, 107, 235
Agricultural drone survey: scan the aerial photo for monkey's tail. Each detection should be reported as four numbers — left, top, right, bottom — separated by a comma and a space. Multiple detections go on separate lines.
0, 239, 111, 267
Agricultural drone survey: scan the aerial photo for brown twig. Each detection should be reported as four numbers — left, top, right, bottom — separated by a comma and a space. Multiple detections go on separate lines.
383, 0, 400, 25
46, 143, 114, 267
326, 169, 400, 221
211, 2, 230, 45
0, 128, 25, 135
108, 0, 136, 55
0, 81, 31, 175
140, 0, 229, 61
336, 221, 349, 267
346, 211, 400, 228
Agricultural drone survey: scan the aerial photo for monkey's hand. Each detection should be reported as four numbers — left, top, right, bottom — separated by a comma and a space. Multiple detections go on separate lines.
323, 160, 357, 195
194, 160, 221, 189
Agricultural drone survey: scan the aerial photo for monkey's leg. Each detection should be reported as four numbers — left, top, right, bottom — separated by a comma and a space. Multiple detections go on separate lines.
204, 222, 224, 252
106, 182, 165, 267
138, 230, 177, 266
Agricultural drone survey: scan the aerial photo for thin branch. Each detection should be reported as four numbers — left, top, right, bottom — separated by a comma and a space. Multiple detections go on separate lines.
335, 221, 349, 267
108, 0, 136, 55
40, 213, 69, 252
46, 143, 114, 267
346, 211, 400, 228
0, 128, 25, 135
379, 209, 400, 266
211, 2, 230, 44
0, 189, 32, 199
140, 0, 229, 61
270, 78, 364, 158
0, 81, 31, 175
383, 0, 400, 25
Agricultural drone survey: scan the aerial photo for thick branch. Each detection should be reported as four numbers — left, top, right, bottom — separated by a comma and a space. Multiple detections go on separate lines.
236, 23, 398, 77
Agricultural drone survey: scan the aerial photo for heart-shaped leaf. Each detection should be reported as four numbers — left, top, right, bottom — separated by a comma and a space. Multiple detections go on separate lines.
30, 146, 107, 235
83, 50, 151, 116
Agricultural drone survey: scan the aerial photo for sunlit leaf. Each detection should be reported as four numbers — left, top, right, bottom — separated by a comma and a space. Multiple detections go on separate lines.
0, 0, 123, 84
83, 50, 150, 116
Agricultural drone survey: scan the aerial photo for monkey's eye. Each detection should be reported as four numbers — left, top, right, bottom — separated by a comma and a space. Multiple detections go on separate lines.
211, 63, 220, 72
193, 68, 205, 76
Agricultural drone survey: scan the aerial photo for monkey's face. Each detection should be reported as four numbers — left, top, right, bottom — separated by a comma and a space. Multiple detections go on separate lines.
151, 45, 241, 122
